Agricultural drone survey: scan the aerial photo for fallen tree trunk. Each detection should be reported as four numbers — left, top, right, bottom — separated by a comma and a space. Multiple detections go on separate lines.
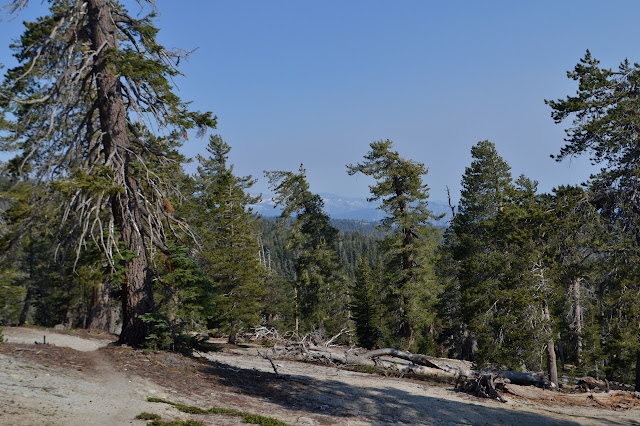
486, 370, 553, 388
294, 345, 455, 378
362, 348, 445, 370
502, 383, 554, 400
251, 329, 553, 402
272, 344, 552, 388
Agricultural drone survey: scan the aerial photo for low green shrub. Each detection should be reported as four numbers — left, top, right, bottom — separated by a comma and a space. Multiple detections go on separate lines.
139, 314, 206, 354
147, 397, 288, 425
147, 420, 205, 426
135, 412, 161, 420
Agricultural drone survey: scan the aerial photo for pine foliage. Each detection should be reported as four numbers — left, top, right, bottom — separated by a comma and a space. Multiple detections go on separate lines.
187, 135, 266, 342
348, 140, 442, 352
266, 165, 349, 335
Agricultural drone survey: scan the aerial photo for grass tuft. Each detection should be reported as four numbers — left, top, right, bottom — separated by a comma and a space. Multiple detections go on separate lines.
242, 413, 289, 426
136, 412, 161, 420
147, 420, 205, 426
147, 397, 289, 425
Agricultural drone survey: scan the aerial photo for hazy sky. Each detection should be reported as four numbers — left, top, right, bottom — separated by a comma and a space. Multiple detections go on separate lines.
1, 1, 638, 203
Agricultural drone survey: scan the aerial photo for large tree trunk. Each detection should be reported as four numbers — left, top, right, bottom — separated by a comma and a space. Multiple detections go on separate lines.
87, 281, 111, 331
397, 196, 414, 347
543, 300, 559, 387
636, 349, 640, 392
88, 0, 154, 346
18, 286, 34, 326
572, 277, 583, 364
461, 325, 475, 361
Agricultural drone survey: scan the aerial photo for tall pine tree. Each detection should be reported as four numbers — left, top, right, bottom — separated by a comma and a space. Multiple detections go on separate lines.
350, 256, 382, 349
348, 140, 441, 352
438, 140, 514, 360
188, 135, 266, 343
547, 51, 640, 389
266, 165, 348, 335
0, 1, 216, 345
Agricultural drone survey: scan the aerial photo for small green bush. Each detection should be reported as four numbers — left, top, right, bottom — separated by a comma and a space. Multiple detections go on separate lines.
0, 326, 6, 343
147, 397, 288, 425
139, 314, 206, 354
147, 420, 205, 426
135, 412, 161, 420
242, 414, 289, 426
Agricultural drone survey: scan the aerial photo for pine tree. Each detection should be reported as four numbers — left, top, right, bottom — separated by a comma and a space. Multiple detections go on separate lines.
547, 51, 640, 389
347, 140, 441, 352
440, 141, 560, 376
542, 186, 603, 374
188, 135, 266, 343
350, 256, 381, 349
438, 140, 514, 360
0, 1, 216, 345
145, 242, 214, 352
266, 165, 349, 335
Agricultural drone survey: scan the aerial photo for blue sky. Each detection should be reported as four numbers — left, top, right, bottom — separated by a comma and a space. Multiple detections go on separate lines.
1, 1, 637, 203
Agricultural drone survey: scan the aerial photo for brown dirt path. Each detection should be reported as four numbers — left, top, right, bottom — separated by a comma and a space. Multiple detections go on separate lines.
0, 327, 184, 425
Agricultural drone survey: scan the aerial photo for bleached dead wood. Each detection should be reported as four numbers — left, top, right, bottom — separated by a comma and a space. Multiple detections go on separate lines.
502, 383, 553, 400
249, 328, 555, 401
266, 343, 459, 378
456, 373, 507, 403
362, 348, 442, 369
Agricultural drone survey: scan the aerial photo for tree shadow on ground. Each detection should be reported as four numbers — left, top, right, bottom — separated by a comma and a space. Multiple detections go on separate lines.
196, 358, 609, 425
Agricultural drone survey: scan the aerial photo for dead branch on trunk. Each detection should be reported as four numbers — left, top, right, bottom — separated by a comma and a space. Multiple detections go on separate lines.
324, 328, 353, 347
256, 349, 280, 378
456, 373, 507, 403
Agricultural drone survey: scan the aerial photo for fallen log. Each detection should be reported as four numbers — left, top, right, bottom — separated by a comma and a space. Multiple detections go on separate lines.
455, 370, 555, 401
362, 348, 442, 369
299, 345, 455, 378
502, 383, 555, 400
486, 370, 553, 389
577, 377, 609, 392
256, 335, 552, 402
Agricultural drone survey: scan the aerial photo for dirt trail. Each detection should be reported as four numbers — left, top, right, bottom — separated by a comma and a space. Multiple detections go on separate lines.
3, 327, 111, 351
0, 327, 181, 425
2, 327, 640, 425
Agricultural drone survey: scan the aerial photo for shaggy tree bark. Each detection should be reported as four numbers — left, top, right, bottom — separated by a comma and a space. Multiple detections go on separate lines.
572, 277, 583, 364
2, 0, 216, 344
543, 300, 559, 387
18, 287, 34, 326
87, 281, 111, 331
87, 0, 153, 345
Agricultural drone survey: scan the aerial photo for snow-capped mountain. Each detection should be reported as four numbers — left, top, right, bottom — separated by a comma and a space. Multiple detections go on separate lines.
250, 193, 452, 225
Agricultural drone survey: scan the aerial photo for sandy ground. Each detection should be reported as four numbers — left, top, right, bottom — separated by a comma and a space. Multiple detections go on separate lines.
1, 326, 640, 425
0, 327, 182, 425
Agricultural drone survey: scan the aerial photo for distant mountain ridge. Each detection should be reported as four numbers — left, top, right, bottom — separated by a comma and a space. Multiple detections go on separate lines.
251, 193, 452, 226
